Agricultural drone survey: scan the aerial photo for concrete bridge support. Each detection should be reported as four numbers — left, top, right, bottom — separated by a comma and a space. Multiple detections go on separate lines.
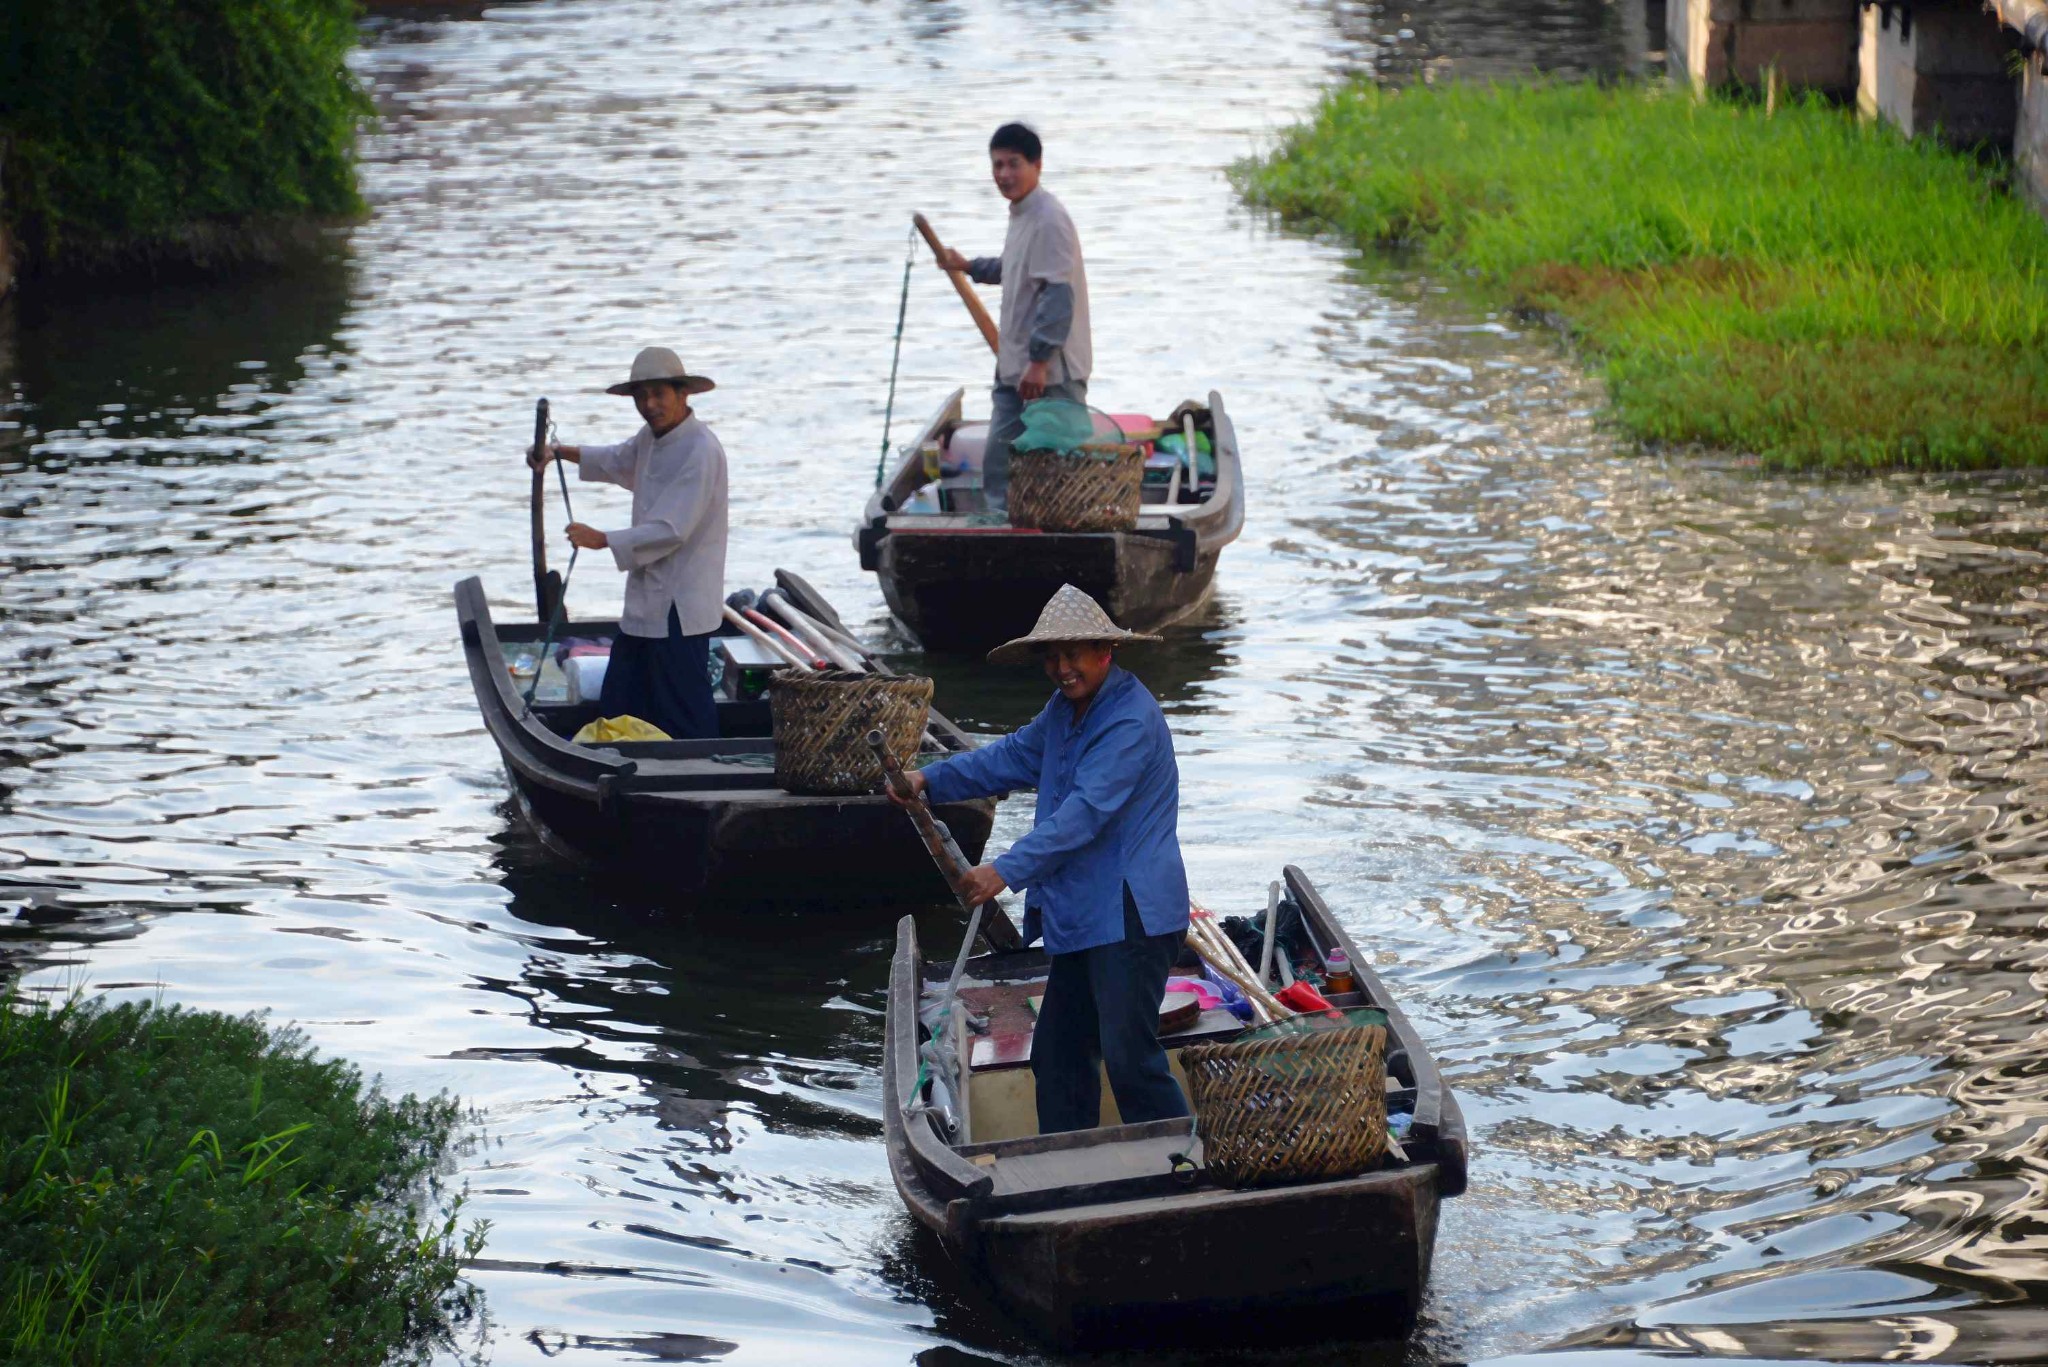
1859, 0, 2022, 147
1998, 0, 2048, 215
1670, 0, 1862, 94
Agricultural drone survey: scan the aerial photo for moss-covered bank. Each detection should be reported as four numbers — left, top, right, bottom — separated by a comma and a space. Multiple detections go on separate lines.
0, 0, 370, 281
1, 991, 483, 1365
1236, 81, 2048, 471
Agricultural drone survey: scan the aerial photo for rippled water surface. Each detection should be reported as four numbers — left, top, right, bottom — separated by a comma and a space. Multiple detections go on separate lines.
6, 1, 2048, 1363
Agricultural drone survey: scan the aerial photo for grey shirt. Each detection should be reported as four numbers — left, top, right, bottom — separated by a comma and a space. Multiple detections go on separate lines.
577, 414, 729, 638
966, 186, 1092, 388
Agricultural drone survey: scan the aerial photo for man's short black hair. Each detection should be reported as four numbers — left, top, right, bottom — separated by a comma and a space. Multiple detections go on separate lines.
989, 122, 1042, 163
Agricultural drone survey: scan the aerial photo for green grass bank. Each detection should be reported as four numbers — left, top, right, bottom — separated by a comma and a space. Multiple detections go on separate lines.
1, 991, 483, 1365
1235, 81, 2048, 471
0, 0, 370, 281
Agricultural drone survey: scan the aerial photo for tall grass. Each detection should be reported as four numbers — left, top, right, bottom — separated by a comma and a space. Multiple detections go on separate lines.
0, 990, 484, 1366
1235, 80, 2048, 470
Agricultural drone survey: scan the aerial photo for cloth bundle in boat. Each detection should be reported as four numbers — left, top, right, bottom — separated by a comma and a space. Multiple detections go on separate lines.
1180, 1008, 1389, 1187
769, 669, 933, 795
1008, 399, 1144, 533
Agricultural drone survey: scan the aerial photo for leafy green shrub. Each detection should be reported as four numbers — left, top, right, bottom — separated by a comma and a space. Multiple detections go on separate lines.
0, 991, 483, 1365
0, 0, 370, 276
1235, 80, 2048, 470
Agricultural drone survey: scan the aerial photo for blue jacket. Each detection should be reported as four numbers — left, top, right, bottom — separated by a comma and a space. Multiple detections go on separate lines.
922, 665, 1189, 954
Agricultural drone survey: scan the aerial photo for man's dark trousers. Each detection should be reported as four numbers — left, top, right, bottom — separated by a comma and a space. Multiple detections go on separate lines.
1032, 886, 1192, 1134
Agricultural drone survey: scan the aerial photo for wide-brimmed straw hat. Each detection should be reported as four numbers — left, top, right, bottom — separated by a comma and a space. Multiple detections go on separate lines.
987, 584, 1161, 665
606, 346, 716, 396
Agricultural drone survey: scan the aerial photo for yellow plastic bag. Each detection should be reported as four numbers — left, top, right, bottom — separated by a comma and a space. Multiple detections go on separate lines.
572, 715, 672, 744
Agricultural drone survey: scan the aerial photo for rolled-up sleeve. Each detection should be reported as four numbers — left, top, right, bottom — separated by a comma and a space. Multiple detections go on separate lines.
991, 714, 1147, 891
923, 710, 1048, 805
1027, 282, 1073, 362
967, 256, 1002, 285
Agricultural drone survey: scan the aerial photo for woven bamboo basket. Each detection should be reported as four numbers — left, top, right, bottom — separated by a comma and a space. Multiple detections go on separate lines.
1181, 1016, 1388, 1187
770, 670, 933, 796
1008, 443, 1144, 532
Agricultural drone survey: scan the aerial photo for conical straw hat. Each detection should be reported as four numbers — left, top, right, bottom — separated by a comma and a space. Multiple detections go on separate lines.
987, 584, 1161, 664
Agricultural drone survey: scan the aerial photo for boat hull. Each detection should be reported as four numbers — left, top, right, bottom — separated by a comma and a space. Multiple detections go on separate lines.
503, 755, 993, 901
875, 529, 1220, 652
888, 1131, 1437, 1346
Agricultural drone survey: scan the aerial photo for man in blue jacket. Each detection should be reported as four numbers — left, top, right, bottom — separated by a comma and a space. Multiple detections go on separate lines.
888, 585, 1191, 1134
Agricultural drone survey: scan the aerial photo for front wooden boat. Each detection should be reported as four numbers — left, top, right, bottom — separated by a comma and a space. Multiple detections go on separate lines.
882, 866, 1467, 1347
455, 572, 994, 901
856, 389, 1245, 652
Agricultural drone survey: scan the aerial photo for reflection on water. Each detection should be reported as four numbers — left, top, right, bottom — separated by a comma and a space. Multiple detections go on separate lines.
5, 0, 2048, 1363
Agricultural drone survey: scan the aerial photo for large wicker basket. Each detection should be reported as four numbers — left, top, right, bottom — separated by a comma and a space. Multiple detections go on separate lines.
770, 670, 933, 796
1180, 1013, 1388, 1187
1009, 443, 1144, 532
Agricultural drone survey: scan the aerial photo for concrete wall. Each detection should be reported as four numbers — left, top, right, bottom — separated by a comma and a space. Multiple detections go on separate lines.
1860, 0, 2022, 147
1670, 0, 1862, 94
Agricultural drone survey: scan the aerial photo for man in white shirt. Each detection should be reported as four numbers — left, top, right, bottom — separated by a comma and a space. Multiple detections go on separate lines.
528, 347, 730, 739
934, 123, 1092, 514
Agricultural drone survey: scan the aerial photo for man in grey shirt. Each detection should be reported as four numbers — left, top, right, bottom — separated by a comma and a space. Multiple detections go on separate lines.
935, 123, 1092, 514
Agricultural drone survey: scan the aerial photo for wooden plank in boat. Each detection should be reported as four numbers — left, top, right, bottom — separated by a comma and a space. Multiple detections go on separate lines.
984, 1130, 1200, 1201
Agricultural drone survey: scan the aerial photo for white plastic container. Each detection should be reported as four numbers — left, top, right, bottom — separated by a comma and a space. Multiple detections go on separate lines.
563, 654, 610, 705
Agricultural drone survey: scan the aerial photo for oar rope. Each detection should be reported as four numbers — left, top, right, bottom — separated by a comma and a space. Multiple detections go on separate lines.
875, 220, 916, 488
522, 413, 579, 716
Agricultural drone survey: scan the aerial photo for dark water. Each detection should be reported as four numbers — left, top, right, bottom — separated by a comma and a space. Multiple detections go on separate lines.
5, 1, 2046, 1363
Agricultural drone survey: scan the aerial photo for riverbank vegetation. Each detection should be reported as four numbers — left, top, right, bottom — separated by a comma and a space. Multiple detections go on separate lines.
1236, 81, 2048, 471
0, 0, 369, 280
1, 990, 482, 1364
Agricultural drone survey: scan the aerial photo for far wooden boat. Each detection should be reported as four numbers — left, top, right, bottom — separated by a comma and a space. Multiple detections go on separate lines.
883, 865, 1468, 1347
454, 569, 993, 901
856, 389, 1244, 651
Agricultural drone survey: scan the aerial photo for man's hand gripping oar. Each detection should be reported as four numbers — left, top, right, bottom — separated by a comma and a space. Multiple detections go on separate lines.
869, 730, 1023, 953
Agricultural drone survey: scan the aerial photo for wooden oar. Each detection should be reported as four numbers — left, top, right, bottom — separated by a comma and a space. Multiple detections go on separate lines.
913, 213, 999, 356
529, 398, 553, 621
722, 605, 814, 672
868, 729, 1024, 951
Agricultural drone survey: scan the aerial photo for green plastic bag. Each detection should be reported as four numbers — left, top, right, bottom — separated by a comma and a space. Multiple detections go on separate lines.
1014, 399, 1125, 458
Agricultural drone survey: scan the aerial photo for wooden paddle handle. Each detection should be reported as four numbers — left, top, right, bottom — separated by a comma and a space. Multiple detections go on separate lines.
529, 398, 551, 621
869, 730, 1024, 951
913, 213, 999, 356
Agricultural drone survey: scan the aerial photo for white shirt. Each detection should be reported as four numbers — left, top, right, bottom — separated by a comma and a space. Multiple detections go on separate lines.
577, 415, 729, 638
996, 187, 1091, 387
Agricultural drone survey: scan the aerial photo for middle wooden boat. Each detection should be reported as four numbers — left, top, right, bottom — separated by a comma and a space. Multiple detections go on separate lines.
856, 389, 1244, 651
884, 865, 1469, 1347
454, 568, 994, 902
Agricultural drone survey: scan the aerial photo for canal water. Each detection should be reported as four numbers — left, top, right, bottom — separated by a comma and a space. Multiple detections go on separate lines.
4, 0, 2045, 1363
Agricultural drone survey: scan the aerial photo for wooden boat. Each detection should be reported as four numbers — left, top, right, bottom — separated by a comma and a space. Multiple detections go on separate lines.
856, 389, 1245, 651
453, 568, 993, 900
883, 865, 1468, 1346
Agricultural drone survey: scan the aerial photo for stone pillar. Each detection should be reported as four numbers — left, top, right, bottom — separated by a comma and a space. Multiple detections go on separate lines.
2022, 47, 2048, 215
1859, 0, 2023, 147
0, 141, 12, 300
1670, 0, 1862, 94
1999, 0, 2048, 217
